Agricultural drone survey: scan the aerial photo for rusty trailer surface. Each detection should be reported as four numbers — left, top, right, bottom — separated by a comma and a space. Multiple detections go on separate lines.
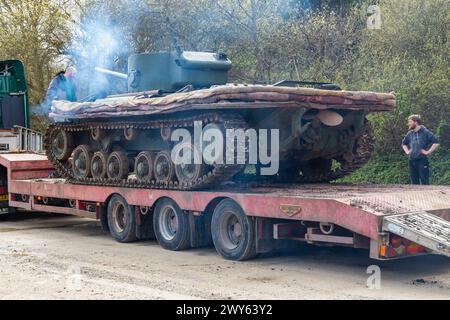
1, 152, 449, 261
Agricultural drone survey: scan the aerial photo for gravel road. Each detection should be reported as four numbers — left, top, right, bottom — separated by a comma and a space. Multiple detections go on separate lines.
0, 213, 449, 300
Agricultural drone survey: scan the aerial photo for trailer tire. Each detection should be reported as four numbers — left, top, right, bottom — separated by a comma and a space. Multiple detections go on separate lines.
211, 199, 257, 261
107, 194, 137, 243
153, 198, 190, 251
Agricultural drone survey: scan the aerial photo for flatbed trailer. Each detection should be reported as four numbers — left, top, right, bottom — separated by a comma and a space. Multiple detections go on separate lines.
1, 152, 449, 261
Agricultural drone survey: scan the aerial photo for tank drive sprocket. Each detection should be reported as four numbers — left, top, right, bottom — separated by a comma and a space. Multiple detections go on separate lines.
278, 121, 374, 183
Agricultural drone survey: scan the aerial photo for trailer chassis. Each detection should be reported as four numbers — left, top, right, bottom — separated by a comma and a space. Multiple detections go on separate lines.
1, 153, 449, 261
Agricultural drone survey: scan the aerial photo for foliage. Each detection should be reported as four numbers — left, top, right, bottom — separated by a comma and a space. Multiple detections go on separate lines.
339, 150, 450, 185
344, 0, 450, 154
0, 0, 73, 105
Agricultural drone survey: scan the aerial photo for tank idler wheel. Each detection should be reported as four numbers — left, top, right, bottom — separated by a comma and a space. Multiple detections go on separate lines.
124, 127, 138, 141
135, 151, 155, 181
107, 151, 129, 180
52, 129, 74, 161
72, 145, 93, 179
153, 198, 190, 251
91, 151, 108, 179
154, 151, 175, 184
173, 143, 205, 185
211, 199, 257, 261
91, 127, 105, 142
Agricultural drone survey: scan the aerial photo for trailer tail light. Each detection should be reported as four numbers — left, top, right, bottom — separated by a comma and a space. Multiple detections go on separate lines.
380, 235, 427, 258
380, 245, 387, 257
405, 242, 427, 254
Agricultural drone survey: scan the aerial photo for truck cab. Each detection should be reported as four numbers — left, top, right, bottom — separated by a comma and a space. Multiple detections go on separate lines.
0, 60, 34, 214
0, 60, 29, 130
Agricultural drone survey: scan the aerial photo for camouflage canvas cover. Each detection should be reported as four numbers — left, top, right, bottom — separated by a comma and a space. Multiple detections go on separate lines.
50, 85, 396, 120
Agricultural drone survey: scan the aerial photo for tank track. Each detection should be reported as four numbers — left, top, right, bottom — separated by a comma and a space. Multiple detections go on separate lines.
296, 122, 375, 183
44, 113, 247, 191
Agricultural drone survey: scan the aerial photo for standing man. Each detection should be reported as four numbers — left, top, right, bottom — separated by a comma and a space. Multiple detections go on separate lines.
402, 115, 440, 185
45, 66, 78, 113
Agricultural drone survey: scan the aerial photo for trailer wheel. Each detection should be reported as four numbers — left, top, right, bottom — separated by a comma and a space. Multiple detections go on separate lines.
211, 199, 257, 261
153, 198, 190, 251
107, 194, 137, 243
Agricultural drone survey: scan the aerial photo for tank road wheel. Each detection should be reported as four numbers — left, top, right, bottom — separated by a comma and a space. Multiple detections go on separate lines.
211, 199, 257, 261
107, 194, 137, 243
153, 198, 190, 251
91, 151, 108, 179
135, 151, 154, 181
174, 143, 205, 186
51, 129, 73, 161
72, 145, 93, 179
154, 151, 175, 184
107, 151, 129, 180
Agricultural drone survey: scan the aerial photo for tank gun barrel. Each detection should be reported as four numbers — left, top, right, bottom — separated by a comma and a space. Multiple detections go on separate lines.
94, 67, 128, 80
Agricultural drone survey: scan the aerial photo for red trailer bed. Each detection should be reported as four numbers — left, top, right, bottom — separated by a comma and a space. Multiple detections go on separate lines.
1, 152, 449, 261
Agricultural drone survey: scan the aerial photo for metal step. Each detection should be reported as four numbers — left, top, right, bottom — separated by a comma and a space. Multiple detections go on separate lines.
383, 212, 450, 257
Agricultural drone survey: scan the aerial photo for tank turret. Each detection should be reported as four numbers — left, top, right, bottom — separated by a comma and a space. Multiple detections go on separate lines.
95, 50, 232, 93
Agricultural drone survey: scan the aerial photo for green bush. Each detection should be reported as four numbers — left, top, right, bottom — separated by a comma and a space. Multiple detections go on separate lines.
437, 121, 450, 149
339, 149, 450, 185
30, 114, 50, 133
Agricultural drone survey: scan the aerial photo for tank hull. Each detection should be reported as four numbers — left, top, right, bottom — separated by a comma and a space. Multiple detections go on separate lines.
45, 85, 395, 190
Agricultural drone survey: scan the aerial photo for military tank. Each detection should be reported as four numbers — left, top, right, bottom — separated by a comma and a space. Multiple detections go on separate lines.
44, 50, 395, 190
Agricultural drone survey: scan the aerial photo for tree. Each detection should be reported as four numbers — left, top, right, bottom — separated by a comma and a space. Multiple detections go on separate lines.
348, 0, 450, 153
0, 0, 74, 105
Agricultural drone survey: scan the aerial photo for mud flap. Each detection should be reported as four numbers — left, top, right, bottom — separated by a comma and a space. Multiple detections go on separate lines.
189, 213, 212, 248
383, 212, 450, 257
136, 209, 155, 240
100, 204, 109, 232
255, 218, 276, 254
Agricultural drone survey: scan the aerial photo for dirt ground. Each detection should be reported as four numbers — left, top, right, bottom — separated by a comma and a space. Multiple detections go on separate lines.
0, 212, 449, 300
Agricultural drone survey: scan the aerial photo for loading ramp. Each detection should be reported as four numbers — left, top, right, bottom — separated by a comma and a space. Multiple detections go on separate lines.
384, 212, 450, 257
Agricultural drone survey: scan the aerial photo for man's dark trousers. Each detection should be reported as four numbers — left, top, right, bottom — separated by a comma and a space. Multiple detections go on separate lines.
409, 157, 429, 185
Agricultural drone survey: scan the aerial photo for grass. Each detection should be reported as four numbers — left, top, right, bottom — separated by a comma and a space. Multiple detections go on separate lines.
338, 149, 450, 185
